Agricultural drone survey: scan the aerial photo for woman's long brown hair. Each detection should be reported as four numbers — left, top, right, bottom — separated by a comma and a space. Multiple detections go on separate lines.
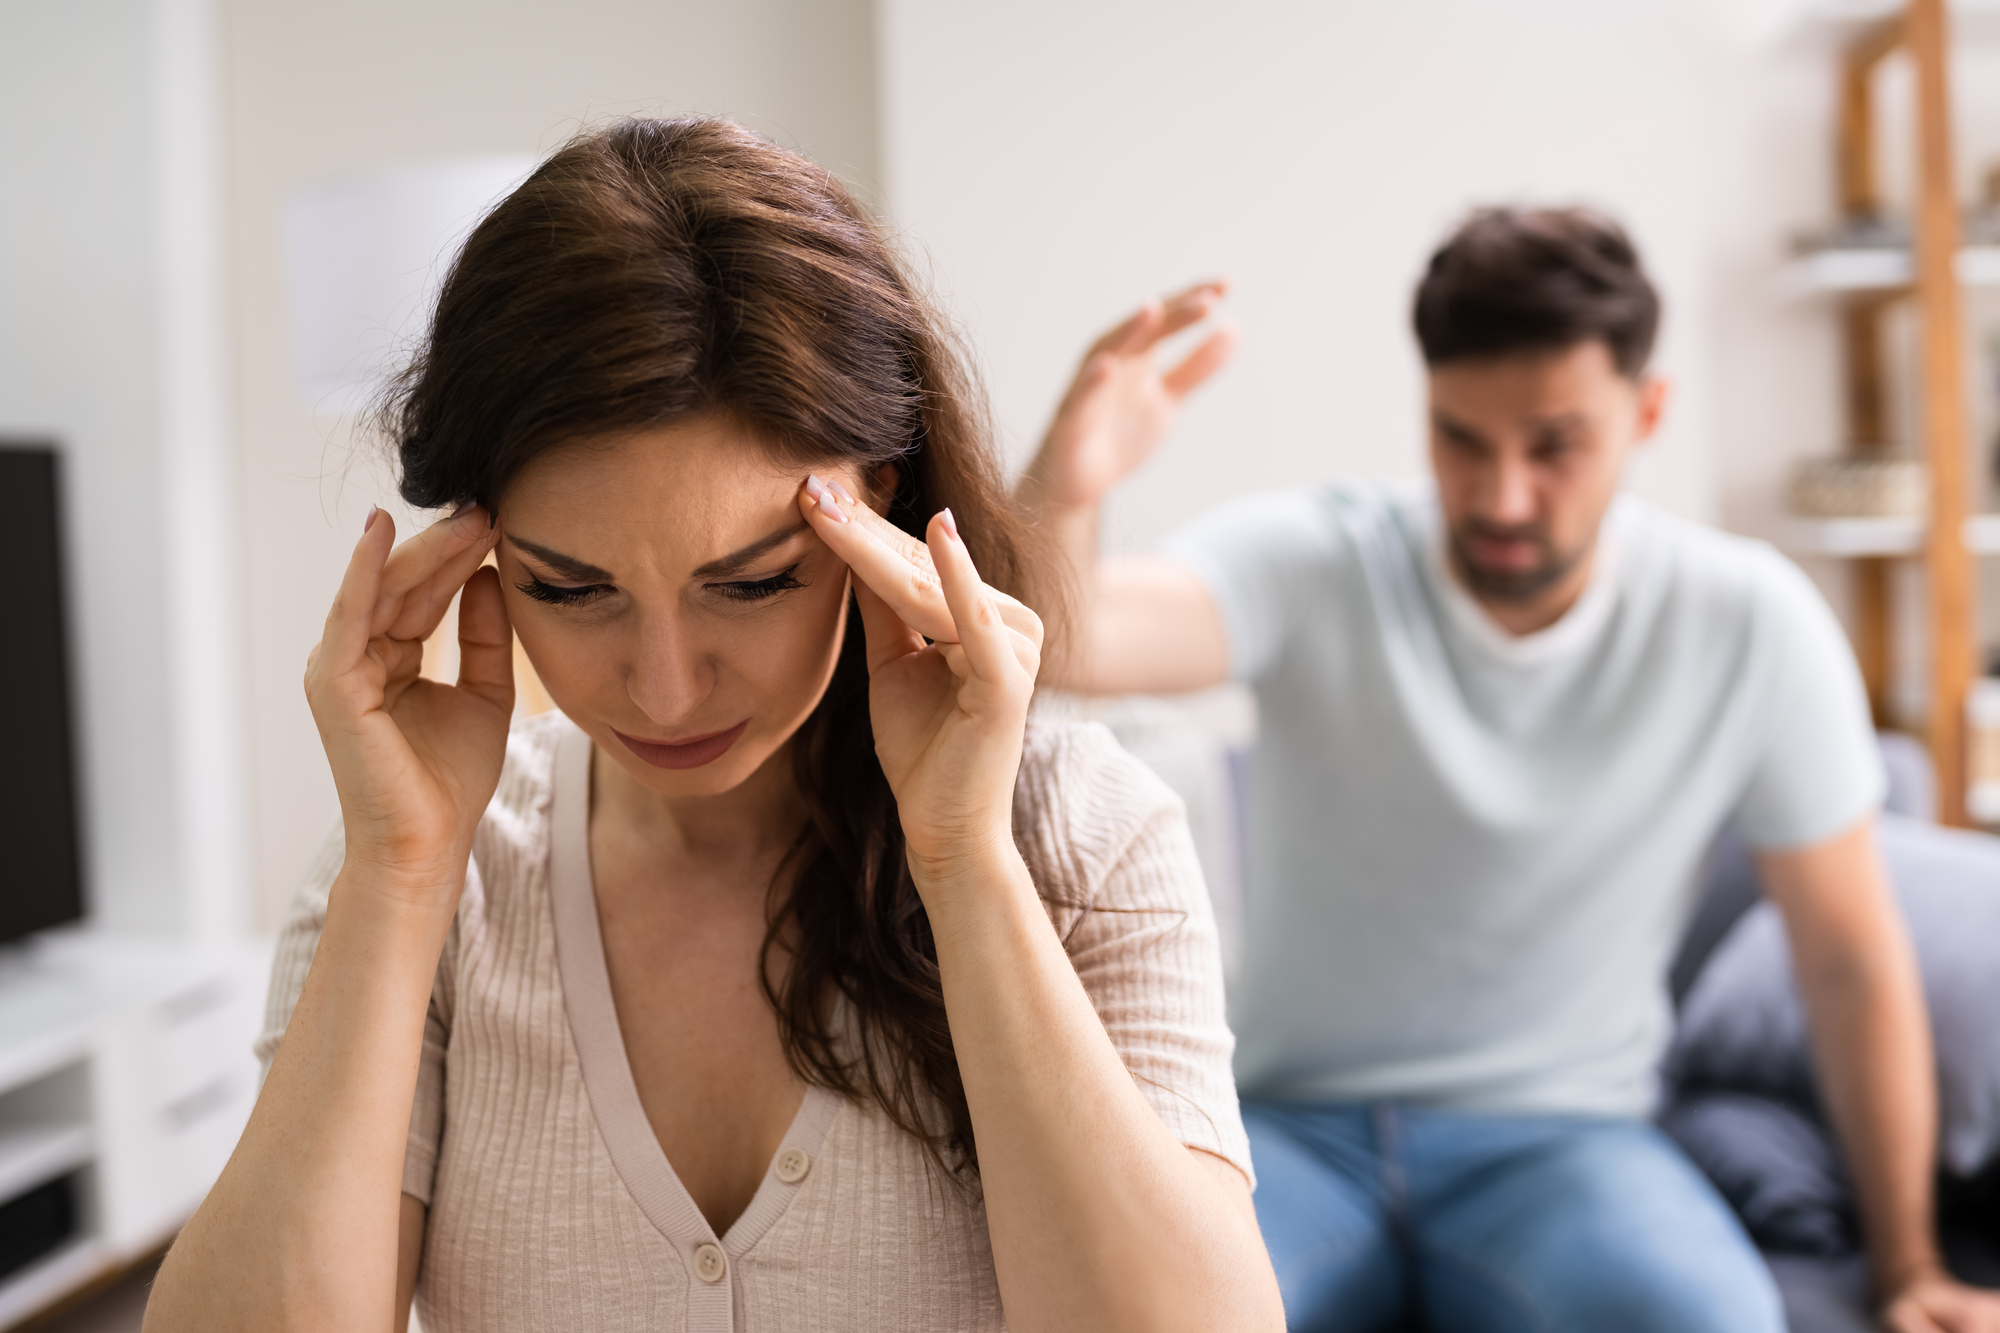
379, 117, 1062, 1177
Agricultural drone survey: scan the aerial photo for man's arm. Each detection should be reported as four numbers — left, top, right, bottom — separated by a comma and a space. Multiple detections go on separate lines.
1757, 818, 2000, 1333
1016, 282, 1237, 695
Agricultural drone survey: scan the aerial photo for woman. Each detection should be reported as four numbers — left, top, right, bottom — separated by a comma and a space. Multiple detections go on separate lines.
146, 118, 1280, 1333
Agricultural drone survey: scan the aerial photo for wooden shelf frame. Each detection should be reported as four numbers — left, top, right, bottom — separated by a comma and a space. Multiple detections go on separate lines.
1815, 0, 1981, 825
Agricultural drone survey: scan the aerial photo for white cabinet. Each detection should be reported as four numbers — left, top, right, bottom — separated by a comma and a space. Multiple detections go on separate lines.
0, 933, 270, 1328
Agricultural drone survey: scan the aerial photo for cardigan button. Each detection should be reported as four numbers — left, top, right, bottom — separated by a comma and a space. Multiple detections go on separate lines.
694, 1242, 727, 1283
775, 1148, 811, 1184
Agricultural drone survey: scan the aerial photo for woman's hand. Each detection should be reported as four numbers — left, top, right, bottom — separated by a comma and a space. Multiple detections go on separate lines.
1018, 280, 1237, 514
304, 503, 513, 906
796, 477, 1041, 878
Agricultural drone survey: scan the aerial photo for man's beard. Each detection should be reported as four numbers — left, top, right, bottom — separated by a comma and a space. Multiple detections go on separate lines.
1447, 520, 1589, 605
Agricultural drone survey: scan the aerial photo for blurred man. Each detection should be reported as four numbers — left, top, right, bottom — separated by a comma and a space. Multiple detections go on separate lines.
1020, 209, 2000, 1333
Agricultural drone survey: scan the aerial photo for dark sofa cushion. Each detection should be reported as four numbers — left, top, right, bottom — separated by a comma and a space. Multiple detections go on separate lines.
1662, 1092, 1856, 1255
1667, 813, 2000, 1178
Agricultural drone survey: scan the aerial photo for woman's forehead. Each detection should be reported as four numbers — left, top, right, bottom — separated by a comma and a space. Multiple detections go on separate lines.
500, 427, 854, 578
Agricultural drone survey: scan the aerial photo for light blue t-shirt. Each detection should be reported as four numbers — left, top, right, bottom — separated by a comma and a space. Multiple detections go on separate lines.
1162, 481, 1884, 1116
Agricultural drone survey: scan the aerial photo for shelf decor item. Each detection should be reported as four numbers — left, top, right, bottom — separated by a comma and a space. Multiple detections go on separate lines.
1790, 456, 1930, 518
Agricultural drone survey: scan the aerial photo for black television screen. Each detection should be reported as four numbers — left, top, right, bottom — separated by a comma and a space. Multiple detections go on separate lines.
0, 445, 84, 944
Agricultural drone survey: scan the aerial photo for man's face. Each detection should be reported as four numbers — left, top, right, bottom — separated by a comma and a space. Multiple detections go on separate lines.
1426, 340, 1666, 606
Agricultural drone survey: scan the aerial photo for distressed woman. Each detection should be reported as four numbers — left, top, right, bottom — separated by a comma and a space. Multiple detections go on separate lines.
143, 118, 1281, 1333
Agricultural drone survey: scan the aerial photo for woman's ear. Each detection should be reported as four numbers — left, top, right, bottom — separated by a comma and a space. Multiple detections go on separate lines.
867, 462, 901, 516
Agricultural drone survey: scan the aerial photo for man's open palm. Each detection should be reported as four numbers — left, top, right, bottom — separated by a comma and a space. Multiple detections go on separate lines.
1027, 280, 1238, 510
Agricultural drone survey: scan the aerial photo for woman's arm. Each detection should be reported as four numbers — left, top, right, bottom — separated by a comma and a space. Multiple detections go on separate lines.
797, 479, 1282, 1332
920, 846, 1280, 1332
146, 506, 508, 1332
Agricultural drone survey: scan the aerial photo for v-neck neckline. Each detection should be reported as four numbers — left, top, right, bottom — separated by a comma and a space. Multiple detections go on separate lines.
547, 718, 843, 1316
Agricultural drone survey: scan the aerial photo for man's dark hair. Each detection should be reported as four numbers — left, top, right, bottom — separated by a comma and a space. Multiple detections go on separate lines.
1412, 207, 1660, 377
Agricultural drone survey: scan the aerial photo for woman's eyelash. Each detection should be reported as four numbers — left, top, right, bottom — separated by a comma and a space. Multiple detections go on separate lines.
514, 566, 804, 607
516, 576, 613, 607
713, 566, 805, 602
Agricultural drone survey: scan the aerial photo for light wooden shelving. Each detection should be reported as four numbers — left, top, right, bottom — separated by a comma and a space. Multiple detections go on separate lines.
1780, 0, 1986, 825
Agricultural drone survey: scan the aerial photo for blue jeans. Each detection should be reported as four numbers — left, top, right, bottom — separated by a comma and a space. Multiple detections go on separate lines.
1245, 1100, 1784, 1333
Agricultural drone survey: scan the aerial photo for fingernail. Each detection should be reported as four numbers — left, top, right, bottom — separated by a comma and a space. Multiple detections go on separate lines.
939, 507, 959, 541
829, 478, 856, 504
805, 474, 829, 502
820, 491, 846, 522
364, 504, 380, 534
449, 500, 475, 520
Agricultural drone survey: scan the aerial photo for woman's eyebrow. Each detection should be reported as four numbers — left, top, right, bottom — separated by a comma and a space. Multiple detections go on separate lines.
505, 534, 614, 582
692, 520, 808, 578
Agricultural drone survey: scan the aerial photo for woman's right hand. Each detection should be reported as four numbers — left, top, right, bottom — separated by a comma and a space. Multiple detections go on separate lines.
304, 503, 513, 908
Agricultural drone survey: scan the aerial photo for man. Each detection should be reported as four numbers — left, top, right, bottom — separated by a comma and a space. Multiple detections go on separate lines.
1020, 209, 2000, 1333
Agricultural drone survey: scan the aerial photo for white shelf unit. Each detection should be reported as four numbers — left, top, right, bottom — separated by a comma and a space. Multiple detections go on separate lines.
1782, 513, 2000, 556
1777, 245, 2000, 298
0, 933, 271, 1330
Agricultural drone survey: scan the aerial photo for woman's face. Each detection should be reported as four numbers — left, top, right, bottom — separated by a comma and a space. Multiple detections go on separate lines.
496, 415, 866, 800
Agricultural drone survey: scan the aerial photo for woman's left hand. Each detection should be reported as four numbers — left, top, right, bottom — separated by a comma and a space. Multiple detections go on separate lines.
796, 475, 1043, 880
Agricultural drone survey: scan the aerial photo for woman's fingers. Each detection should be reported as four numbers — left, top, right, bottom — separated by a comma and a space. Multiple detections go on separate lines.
800, 479, 956, 644
928, 509, 1040, 689
372, 504, 500, 642
319, 507, 397, 680
851, 577, 928, 676
799, 478, 1044, 656
455, 566, 516, 715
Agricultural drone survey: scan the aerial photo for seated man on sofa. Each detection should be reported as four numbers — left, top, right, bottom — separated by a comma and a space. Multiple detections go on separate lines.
1019, 208, 2000, 1333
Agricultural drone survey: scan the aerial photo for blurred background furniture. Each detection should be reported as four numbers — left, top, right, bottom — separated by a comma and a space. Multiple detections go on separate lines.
0, 937, 267, 1329
1778, 0, 1998, 826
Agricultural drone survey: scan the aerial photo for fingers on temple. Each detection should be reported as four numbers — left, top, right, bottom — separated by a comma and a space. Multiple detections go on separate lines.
455, 567, 516, 714
798, 481, 956, 643
374, 505, 500, 641
852, 578, 927, 675
1162, 320, 1241, 400
321, 508, 397, 676
928, 511, 1033, 686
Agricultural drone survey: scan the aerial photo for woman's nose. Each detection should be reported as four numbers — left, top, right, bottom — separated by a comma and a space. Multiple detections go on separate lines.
622, 616, 712, 726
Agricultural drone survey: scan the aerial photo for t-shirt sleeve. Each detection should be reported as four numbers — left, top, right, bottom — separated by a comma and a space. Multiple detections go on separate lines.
1158, 488, 1334, 683
255, 821, 454, 1206
1015, 723, 1254, 1187
1732, 555, 1887, 850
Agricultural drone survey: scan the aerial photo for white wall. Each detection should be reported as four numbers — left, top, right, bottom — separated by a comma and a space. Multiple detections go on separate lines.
0, 0, 248, 938
221, 0, 882, 926
877, 0, 1724, 551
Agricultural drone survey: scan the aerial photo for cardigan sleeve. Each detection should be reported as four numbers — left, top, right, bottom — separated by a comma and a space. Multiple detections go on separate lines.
1013, 721, 1255, 1186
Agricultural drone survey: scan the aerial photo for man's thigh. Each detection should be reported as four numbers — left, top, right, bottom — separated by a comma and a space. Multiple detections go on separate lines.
1245, 1101, 1406, 1333
1409, 1113, 1783, 1333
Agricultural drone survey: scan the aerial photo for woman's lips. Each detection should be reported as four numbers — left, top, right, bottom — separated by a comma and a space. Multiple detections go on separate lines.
613, 721, 749, 770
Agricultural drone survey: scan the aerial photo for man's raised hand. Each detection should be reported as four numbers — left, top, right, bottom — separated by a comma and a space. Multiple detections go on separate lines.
1021, 280, 1238, 513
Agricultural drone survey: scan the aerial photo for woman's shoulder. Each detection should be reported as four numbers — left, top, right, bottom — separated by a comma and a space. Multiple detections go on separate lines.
1012, 717, 1192, 907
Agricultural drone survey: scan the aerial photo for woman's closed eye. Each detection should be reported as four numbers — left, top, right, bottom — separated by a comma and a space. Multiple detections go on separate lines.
711, 565, 805, 602
516, 574, 614, 607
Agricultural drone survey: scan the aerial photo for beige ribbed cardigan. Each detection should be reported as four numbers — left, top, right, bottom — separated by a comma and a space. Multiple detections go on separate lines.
258, 710, 1250, 1332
